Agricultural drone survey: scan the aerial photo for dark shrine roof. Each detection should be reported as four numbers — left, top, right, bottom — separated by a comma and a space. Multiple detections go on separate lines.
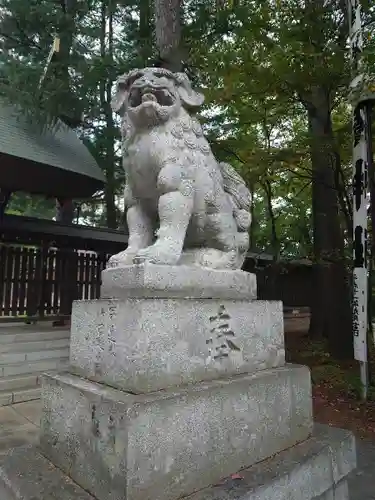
0, 101, 105, 199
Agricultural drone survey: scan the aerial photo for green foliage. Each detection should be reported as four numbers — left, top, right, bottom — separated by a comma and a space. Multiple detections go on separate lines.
0, 0, 141, 226
0, 0, 368, 254
6, 193, 56, 219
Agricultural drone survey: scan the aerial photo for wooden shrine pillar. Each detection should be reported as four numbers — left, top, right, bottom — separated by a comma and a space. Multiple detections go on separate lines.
54, 198, 78, 326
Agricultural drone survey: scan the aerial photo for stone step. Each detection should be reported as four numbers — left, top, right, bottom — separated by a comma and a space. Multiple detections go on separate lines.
0, 374, 39, 392
0, 387, 41, 407
12, 386, 41, 404
0, 329, 69, 402
0, 329, 69, 344
0, 338, 70, 353
0, 358, 69, 378
0, 348, 69, 365
0, 425, 355, 500
187, 424, 355, 500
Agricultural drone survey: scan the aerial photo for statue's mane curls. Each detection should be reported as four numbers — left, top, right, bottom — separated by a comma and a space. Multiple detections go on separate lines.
112, 68, 205, 116
119, 67, 191, 90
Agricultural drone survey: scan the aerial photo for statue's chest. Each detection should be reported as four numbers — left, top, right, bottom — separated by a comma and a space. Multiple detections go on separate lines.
126, 136, 163, 195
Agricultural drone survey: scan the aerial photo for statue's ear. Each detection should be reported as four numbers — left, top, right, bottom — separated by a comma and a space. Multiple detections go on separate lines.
175, 73, 205, 109
111, 76, 129, 115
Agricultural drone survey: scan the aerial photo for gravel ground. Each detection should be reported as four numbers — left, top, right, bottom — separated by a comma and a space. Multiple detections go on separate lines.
349, 439, 375, 499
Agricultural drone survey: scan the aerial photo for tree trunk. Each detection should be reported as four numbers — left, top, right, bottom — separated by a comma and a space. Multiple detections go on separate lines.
304, 86, 353, 359
154, 0, 182, 71
249, 181, 256, 249
53, 1, 75, 89
139, 0, 152, 66
55, 198, 74, 224
100, 0, 117, 229
54, 0, 82, 126
334, 151, 353, 240
262, 179, 280, 261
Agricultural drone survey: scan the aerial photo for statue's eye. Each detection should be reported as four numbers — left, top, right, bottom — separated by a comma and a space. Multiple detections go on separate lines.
129, 72, 144, 84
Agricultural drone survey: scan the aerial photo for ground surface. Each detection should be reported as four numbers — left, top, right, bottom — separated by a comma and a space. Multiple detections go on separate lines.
286, 328, 375, 498
0, 401, 40, 456
286, 332, 375, 440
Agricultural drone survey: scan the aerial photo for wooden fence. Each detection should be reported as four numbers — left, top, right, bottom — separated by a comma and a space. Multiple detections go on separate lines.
0, 244, 108, 318
0, 243, 313, 319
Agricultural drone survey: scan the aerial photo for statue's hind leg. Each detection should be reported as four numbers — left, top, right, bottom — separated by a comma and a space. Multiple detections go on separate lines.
206, 209, 237, 251
180, 209, 241, 269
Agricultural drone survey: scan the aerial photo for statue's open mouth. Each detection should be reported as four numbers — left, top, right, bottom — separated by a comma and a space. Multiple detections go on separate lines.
128, 87, 174, 108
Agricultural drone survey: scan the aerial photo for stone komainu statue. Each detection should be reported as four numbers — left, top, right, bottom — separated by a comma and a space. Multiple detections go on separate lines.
109, 67, 251, 270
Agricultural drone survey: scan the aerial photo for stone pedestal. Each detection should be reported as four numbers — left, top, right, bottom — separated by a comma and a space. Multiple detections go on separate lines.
39, 365, 311, 500
0, 263, 356, 500
69, 298, 285, 393
101, 263, 258, 300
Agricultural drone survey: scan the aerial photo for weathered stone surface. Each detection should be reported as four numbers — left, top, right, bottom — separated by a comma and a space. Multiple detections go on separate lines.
101, 263, 257, 300
39, 365, 312, 500
70, 297, 284, 393
0, 480, 14, 500
186, 425, 355, 500
0, 426, 355, 500
109, 68, 252, 270
0, 445, 95, 500
315, 480, 349, 500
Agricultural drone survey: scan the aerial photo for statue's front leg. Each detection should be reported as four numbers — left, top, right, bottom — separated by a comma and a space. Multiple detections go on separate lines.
108, 194, 153, 267
135, 171, 193, 265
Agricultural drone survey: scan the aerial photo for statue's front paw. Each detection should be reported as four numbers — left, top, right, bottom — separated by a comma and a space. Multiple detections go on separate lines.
107, 248, 138, 268
134, 242, 181, 266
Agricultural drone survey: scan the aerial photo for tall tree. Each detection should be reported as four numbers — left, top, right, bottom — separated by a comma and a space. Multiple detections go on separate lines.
288, 0, 352, 358
139, 0, 153, 65
154, 0, 183, 71
99, 0, 117, 228
188, 0, 354, 358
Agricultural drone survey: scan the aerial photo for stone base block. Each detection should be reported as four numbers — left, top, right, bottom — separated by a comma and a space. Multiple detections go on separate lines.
101, 263, 257, 300
0, 425, 355, 500
316, 480, 349, 500
70, 297, 284, 393
187, 424, 355, 500
39, 365, 312, 500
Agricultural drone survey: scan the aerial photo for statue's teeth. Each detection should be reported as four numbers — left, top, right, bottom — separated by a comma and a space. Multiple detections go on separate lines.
142, 93, 157, 103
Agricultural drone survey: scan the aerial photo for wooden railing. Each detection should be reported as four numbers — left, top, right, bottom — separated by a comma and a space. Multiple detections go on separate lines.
1, 246, 313, 319
0, 244, 108, 319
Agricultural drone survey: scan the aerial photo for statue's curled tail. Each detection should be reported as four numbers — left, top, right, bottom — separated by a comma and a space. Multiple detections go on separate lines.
219, 162, 252, 235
